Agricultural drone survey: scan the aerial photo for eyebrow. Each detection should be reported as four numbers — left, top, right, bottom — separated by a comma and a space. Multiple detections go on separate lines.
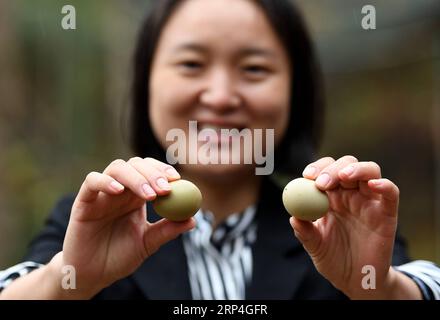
172, 43, 208, 54
238, 47, 276, 58
172, 42, 276, 58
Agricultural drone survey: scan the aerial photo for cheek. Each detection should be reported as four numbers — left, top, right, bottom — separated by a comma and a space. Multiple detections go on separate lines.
150, 71, 189, 116
151, 69, 204, 115
245, 81, 290, 144
149, 71, 199, 146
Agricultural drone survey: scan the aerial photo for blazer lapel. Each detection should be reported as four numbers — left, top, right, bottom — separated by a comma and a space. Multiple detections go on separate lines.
246, 177, 310, 299
131, 203, 192, 299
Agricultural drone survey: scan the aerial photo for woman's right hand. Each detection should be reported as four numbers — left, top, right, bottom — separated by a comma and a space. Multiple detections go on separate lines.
61, 157, 195, 296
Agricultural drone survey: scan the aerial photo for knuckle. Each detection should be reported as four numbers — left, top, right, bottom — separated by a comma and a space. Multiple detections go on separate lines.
321, 156, 335, 163
83, 172, 102, 190
110, 159, 126, 168
148, 172, 165, 182
386, 178, 398, 189
106, 159, 128, 174
342, 155, 358, 163
144, 157, 165, 167
162, 164, 175, 172
144, 168, 166, 183
366, 161, 381, 175
368, 161, 380, 170
384, 178, 399, 195
85, 171, 100, 182
128, 156, 143, 164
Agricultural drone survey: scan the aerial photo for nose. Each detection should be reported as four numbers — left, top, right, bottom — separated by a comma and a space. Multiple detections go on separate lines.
199, 68, 241, 111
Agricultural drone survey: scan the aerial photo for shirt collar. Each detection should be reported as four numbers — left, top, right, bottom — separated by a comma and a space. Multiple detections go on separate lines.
191, 205, 257, 248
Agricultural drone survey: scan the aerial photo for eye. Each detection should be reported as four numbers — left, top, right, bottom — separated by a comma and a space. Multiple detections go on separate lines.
178, 61, 203, 71
244, 65, 266, 73
242, 65, 270, 79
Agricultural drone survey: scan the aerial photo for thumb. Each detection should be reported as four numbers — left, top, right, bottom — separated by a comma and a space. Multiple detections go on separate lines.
143, 218, 196, 258
290, 217, 322, 256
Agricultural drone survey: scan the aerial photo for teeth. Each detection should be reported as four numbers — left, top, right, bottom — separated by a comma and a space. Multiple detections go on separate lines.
199, 124, 241, 131
200, 124, 222, 131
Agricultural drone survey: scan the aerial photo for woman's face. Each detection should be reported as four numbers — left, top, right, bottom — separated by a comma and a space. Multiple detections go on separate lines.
149, 0, 291, 178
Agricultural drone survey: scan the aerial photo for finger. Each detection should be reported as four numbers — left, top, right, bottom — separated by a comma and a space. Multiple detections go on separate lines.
302, 157, 335, 179
368, 179, 400, 214
337, 161, 381, 190
143, 218, 196, 257
103, 159, 157, 200
315, 155, 358, 190
339, 161, 381, 182
77, 172, 125, 203
290, 217, 322, 255
143, 157, 181, 180
128, 158, 173, 195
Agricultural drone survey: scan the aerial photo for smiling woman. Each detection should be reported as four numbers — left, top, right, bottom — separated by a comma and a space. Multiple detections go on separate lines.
0, 0, 440, 300
132, 0, 322, 179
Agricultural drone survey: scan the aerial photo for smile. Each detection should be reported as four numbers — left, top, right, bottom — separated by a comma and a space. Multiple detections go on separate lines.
165, 120, 275, 175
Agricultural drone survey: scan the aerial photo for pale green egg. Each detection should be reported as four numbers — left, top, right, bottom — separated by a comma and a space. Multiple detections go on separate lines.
282, 178, 329, 221
153, 179, 202, 221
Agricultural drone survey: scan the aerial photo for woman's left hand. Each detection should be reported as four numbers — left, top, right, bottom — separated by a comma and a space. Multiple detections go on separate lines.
290, 155, 401, 298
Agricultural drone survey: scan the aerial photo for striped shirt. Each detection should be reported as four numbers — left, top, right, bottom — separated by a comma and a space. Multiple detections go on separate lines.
395, 260, 440, 300
0, 262, 43, 290
183, 206, 257, 300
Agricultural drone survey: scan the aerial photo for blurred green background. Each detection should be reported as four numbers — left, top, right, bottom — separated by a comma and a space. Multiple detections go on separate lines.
0, 0, 439, 268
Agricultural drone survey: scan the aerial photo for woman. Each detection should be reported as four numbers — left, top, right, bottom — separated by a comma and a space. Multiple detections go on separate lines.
1, 0, 439, 299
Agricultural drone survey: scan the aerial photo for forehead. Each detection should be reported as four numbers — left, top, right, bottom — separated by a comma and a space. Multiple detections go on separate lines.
158, 0, 283, 51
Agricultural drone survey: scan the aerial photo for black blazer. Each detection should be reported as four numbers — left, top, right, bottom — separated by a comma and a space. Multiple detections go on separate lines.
23, 177, 411, 299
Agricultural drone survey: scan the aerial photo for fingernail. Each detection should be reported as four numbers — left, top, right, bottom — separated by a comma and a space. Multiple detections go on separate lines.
370, 179, 381, 186
341, 166, 354, 177
165, 167, 180, 178
303, 166, 316, 177
142, 183, 156, 197
157, 178, 171, 190
316, 173, 331, 188
110, 181, 124, 192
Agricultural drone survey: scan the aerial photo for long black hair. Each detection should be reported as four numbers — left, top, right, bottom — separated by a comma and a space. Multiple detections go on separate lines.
130, 0, 325, 177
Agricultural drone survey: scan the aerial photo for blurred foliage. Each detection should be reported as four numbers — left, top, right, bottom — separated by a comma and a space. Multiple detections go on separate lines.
0, 0, 439, 267
0, 0, 144, 265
